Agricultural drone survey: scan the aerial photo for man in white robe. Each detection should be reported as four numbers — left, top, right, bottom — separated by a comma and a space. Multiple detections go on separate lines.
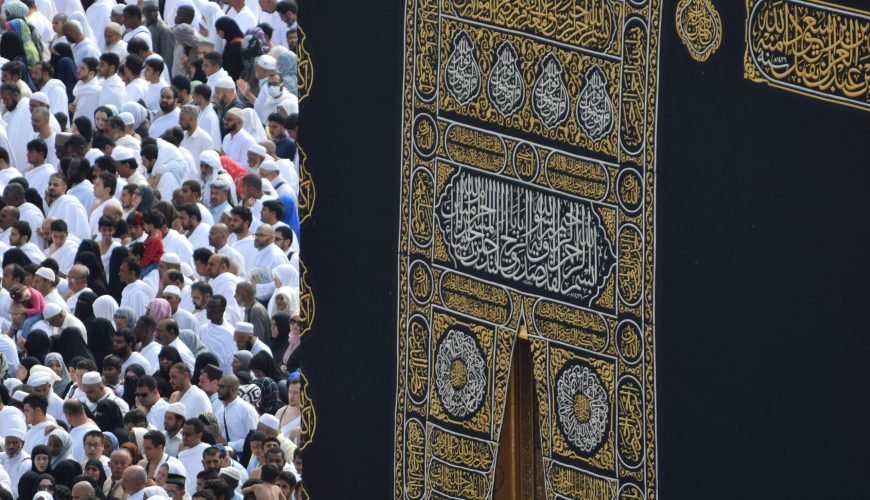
45, 173, 91, 242
24, 156, 56, 201
148, 86, 181, 139
89, 173, 122, 238
29, 105, 59, 168
31, 64, 69, 125
21, 389, 53, 454
193, 84, 222, 142
179, 105, 214, 162
209, 223, 246, 273
198, 295, 236, 373
224, 0, 257, 33
203, 52, 230, 93
4, 183, 45, 248
10, 220, 46, 263
71, 57, 102, 125
122, 5, 153, 48
205, 253, 243, 322
221, 108, 257, 168
119, 257, 157, 318
176, 420, 209, 496
179, 204, 211, 251
250, 224, 290, 274
169, 364, 212, 419
156, 319, 196, 371
123, 56, 150, 103
163, 285, 198, 332
64, 400, 101, 462
0, 429, 30, 498
0, 122, 19, 177
105, 22, 128, 59
214, 375, 259, 451
43, 218, 80, 276
86, 0, 115, 51
66, 20, 101, 66
97, 52, 127, 109
1, 86, 32, 173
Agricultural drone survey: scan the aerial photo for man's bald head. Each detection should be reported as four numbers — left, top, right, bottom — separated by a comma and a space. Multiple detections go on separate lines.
63, 20, 83, 41
72, 481, 95, 497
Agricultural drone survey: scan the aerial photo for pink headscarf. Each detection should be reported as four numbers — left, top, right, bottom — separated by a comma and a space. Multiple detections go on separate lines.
146, 298, 172, 321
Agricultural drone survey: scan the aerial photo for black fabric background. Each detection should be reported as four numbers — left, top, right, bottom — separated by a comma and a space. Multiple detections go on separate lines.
300, 0, 870, 497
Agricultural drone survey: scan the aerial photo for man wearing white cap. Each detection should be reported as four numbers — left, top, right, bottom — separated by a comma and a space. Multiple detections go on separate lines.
114, 113, 143, 150
221, 108, 257, 168
34, 267, 67, 311
234, 321, 272, 357
30, 367, 68, 424
81, 370, 130, 413
0, 427, 31, 497
257, 413, 297, 468
168, 363, 211, 419
105, 22, 128, 60
22, 393, 52, 454
163, 402, 186, 456
44, 302, 88, 342
162, 284, 198, 332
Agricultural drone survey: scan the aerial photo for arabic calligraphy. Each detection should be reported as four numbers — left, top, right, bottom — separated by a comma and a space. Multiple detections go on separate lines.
488, 41, 525, 117
443, 0, 621, 55
577, 64, 615, 141
676, 0, 723, 62
445, 30, 482, 106
532, 53, 571, 130
745, 0, 870, 111
436, 169, 616, 302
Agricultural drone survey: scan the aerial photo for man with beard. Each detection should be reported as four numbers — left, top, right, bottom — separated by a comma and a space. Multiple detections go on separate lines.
44, 171, 91, 242
214, 375, 259, 450
10, 220, 45, 263
104, 22, 128, 60
190, 281, 213, 327
168, 363, 211, 419
163, 402, 186, 457
30, 107, 58, 167
162, 282, 199, 331
149, 86, 182, 138
189, 85, 218, 140
209, 223, 245, 273
179, 105, 214, 162
23, 138, 56, 198
66, 152, 95, 211
144, 0, 176, 72
109, 115, 142, 153
71, 57, 102, 124
115, 148, 147, 186
0, 206, 17, 245
228, 207, 257, 267
249, 224, 290, 276
1, 83, 31, 168
97, 52, 126, 109
179, 203, 211, 250
3, 183, 45, 248
114, 328, 153, 374
213, 76, 245, 138
233, 321, 272, 357
209, 179, 233, 224
30, 62, 68, 122
179, 180, 215, 224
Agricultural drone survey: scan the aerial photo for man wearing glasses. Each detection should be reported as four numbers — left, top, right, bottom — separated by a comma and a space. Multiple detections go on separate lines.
135, 375, 169, 430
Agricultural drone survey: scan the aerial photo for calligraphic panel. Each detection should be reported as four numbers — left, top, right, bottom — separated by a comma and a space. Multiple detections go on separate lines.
396, 0, 662, 497
744, 0, 870, 111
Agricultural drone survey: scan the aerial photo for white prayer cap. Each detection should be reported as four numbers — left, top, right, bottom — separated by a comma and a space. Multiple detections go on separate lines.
166, 402, 186, 417
200, 150, 221, 169
211, 179, 231, 192
215, 76, 236, 90
12, 390, 27, 402
43, 303, 62, 319
160, 253, 181, 264
256, 55, 277, 71
106, 22, 122, 35
112, 4, 125, 15
259, 160, 279, 172
120, 112, 135, 126
30, 365, 60, 385
259, 413, 279, 430
219, 467, 241, 482
5, 427, 25, 441
248, 144, 267, 157
34, 492, 53, 500
235, 322, 254, 334
176, 0, 194, 7
113, 146, 136, 162
225, 108, 244, 122
35, 267, 56, 282
163, 285, 182, 297
180, 263, 195, 279
30, 92, 50, 106
3, 378, 21, 392
28, 371, 52, 386
82, 371, 102, 385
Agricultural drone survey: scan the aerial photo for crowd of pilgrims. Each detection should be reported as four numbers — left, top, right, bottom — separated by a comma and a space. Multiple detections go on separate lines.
0, 0, 308, 498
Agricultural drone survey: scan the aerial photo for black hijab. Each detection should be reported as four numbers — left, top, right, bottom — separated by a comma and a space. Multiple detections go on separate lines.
93, 399, 125, 432
0, 32, 25, 62
107, 245, 129, 302
30, 445, 52, 474
74, 251, 109, 297
215, 17, 244, 79
16, 471, 39, 500
52, 327, 94, 363
51, 459, 83, 488
23, 330, 50, 364
250, 350, 285, 381
2, 247, 29, 268
270, 312, 291, 361
76, 291, 114, 369
193, 351, 220, 384
154, 345, 182, 397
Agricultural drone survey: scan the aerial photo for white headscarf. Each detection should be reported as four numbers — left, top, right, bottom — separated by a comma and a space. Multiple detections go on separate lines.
93, 295, 120, 326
